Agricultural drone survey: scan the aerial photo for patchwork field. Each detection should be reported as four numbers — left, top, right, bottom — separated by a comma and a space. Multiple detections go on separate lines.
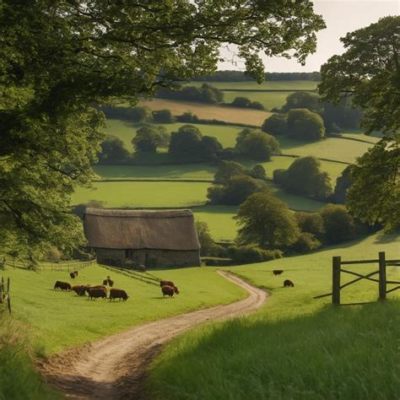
139, 99, 271, 126
3, 264, 245, 354
147, 232, 400, 400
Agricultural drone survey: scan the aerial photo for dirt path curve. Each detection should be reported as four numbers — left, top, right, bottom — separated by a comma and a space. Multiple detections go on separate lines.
41, 271, 267, 400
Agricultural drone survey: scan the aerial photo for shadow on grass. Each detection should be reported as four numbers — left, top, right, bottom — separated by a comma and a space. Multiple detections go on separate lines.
147, 300, 400, 400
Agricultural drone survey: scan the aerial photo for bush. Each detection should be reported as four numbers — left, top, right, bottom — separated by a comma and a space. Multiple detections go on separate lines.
214, 161, 246, 184
176, 112, 200, 123
261, 113, 288, 136
207, 175, 263, 206
290, 232, 321, 253
228, 245, 282, 264
272, 168, 286, 185
132, 125, 169, 153
231, 97, 265, 110
320, 204, 356, 244
157, 83, 224, 104
200, 136, 223, 161
169, 125, 202, 159
249, 164, 266, 180
282, 91, 322, 113
196, 221, 222, 257
332, 165, 353, 204
98, 136, 130, 164
235, 128, 280, 161
152, 109, 174, 123
218, 147, 237, 160
295, 212, 325, 239
99, 105, 153, 123
287, 108, 325, 141
275, 157, 332, 201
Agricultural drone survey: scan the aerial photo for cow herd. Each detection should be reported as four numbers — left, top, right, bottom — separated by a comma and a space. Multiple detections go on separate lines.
53, 272, 180, 302
272, 270, 295, 288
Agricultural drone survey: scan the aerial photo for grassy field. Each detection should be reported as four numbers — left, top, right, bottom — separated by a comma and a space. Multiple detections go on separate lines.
279, 136, 374, 164
223, 90, 291, 110
3, 264, 245, 354
72, 181, 210, 208
105, 120, 245, 150
188, 80, 319, 91
147, 232, 400, 400
139, 99, 271, 126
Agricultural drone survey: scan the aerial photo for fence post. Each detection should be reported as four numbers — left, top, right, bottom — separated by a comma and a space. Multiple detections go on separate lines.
332, 256, 341, 305
379, 251, 386, 301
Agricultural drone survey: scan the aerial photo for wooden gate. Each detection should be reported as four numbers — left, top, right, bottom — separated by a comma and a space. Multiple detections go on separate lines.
314, 252, 400, 305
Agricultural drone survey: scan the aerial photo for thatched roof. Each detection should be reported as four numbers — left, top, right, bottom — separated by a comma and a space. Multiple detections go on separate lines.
84, 208, 200, 251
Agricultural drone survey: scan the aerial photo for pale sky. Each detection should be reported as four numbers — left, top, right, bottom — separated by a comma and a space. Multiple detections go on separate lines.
218, 0, 400, 72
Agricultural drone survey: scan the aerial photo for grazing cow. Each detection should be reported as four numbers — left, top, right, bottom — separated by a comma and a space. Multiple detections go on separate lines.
72, 285, 87, 296
85, 285, 106, 295
87, 287, 107, 300
109, 288, 129, 301
283, 279, 294, 288
161, 285, 179, 297
54, 281, 71, 291
273, 270, 283, 276
70, 271, 76, 279
160, 280, 175, 288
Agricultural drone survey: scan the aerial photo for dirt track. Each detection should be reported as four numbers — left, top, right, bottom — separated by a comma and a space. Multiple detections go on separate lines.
41, 271, 267, 400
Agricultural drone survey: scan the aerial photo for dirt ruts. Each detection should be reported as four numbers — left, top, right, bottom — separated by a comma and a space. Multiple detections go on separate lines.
40, 271, 267, 400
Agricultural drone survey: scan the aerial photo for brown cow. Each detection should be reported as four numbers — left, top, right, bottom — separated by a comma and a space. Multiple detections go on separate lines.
69, 271, 76, 279
54, 281, 71, 291
87, 287, 107, 300
160, 280, 175, 288
109, 288, 129, 301
72, 285, 87, 296
161, 285, 179, 297
283, 279, 294, 288
273, 270, 283, 276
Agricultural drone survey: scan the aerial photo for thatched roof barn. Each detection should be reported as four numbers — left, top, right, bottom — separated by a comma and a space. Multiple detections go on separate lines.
84, 208, 201, 268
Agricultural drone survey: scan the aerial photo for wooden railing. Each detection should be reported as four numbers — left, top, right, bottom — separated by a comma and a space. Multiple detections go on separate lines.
314, 252, 400, 305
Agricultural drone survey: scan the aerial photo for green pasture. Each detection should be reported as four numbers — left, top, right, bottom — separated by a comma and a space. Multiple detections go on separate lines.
148, 232, 400, 400
3, 264, 245, 354
188, 80, 319, 91
279, 136, 374, 164
72, 181, 210, 208
223, 90, 291, 110
105, 119, 244, 150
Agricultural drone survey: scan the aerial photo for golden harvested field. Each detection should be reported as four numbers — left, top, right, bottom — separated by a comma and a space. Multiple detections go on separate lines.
139, 99, 271, 126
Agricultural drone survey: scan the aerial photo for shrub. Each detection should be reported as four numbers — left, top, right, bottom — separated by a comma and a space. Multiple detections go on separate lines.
290, 232, 322, 253
219, 147, 237, 160
287, 108, 325, 141
157, 84, 224, 104
169, 125, 202, 159
261, 113, 288, 136
132, 125, 169, 153
320, 204, 356, 244
207, 176, 263, 206
98, 136, 130, 164
282, 91, 322, 113
196, 221, 221, 257
272, 168, 287, 185
332, 165, 353, 204
152, 109, 174, 123
199, 136, 223, 161
230, 97, 265, 110
176, 112, 200, 123
228, 245, 282, 264
295, 212, 325, 239
214, 161, 246, 184
235, 128, 280, 161
249, 164, 267, 180
276, 157, 332, 201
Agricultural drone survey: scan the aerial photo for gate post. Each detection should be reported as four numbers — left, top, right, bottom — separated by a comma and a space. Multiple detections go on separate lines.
378, 251, 386, 301
332, 256, 341, 305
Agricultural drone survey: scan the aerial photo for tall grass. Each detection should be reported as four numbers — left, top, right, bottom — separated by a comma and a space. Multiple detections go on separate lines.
148, 302, 400, 400
0, 316, 60, 400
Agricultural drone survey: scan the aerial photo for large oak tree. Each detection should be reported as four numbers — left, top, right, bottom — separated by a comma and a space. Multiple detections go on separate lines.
0, 0, 324, 256
319, 16, 400, 229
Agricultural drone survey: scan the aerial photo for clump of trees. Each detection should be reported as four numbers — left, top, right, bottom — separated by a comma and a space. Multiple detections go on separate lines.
230, 96, 265, 110
98, 136, 130, 164
281, 91, 322, 113
261, 113, 287, 136
273, 156, 332, 201
132, 125, 170, 153
235, 128, 280, 161
157, 84, 224, 104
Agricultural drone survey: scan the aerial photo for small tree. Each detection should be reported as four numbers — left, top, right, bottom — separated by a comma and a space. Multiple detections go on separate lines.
207, 175, 262, 206
261, 113, 288, 136
235, 128, 280, 161
332, 165, 353, 204
282, 91, 322, 113
287, 108, 325, 141
236, 191, 300, 248
196, 221, 221, 256
200, 136, 223, 160
277, 157, 332, 201
214, 161, 246, 184
231, 96, 252, 108
295, 212, 325, 240
132, 125, 169, 153
169, 125, 203, 159
152, 109, 174, 123
131, 106, 153, 123
98, 136, 130, 164
320, 204, 356, 244
249, 164, 267, 180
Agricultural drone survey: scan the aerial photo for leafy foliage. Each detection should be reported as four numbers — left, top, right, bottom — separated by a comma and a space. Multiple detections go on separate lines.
320, 204, 356, 244
99, 136, 130, 163
261, 113, 288, 136
157, 84, 224, 104
236, 191, 300, 248
132, 125, 169, 153
282, 91, 322, 113
214, 161, 246, 184
235, 129, 280, 161
287, 108, 325, 141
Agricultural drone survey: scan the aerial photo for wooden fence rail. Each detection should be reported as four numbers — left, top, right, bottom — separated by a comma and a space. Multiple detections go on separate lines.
314, 252, 400, 305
